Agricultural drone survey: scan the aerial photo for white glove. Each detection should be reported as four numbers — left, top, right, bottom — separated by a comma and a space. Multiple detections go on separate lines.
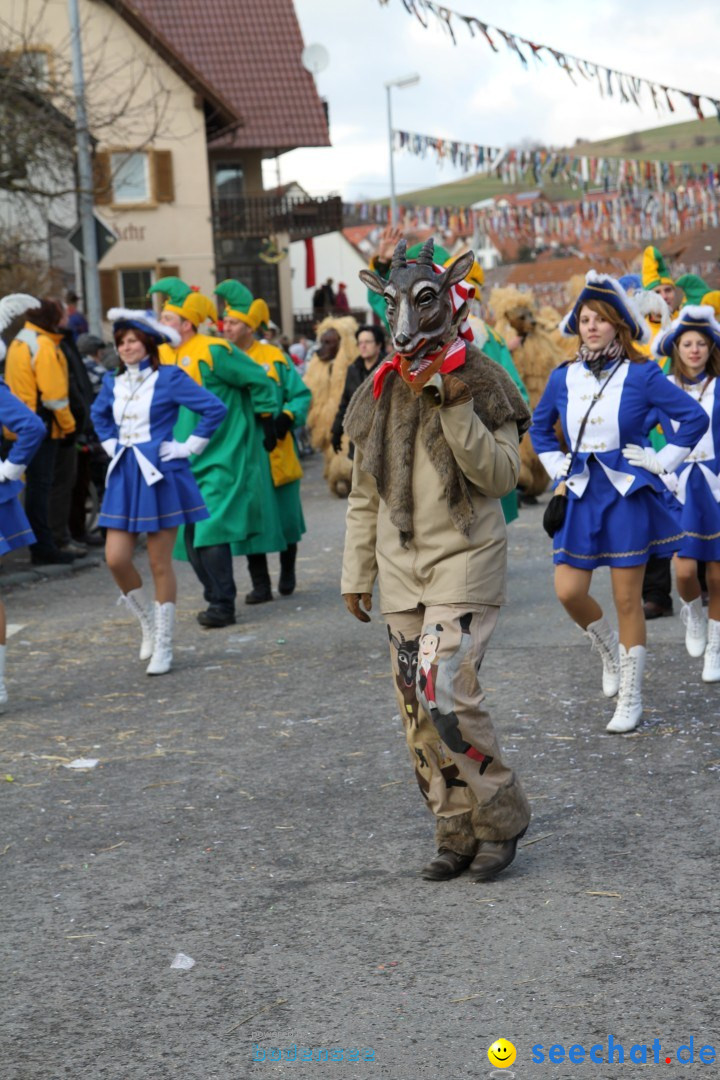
555, 453, 572, 480
0, 458, 26, 482
622, 444, 665, 475
660, 472, 679, 495
101, 438, 118, 458
159, 439, 192, 462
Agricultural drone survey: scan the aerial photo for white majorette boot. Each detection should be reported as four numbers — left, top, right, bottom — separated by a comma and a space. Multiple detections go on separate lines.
0, 644, 7, 714
584, 616, 620, 697
680, 597, 707, 658
119, 588, 154, 660
702, 619, 720, 683
606, 644, 646, 733
146, 602, 175, 676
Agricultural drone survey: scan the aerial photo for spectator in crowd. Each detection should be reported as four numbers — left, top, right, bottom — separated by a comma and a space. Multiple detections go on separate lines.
64, 291, 88, 341
50, 318, 96, 556
4, 298, 77, 564
331, 325, 386, 456
334, 282, 350, 313
76, 333, 110, 392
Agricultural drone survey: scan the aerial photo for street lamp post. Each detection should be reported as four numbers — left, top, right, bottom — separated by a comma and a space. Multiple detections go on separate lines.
385, 74, 420, 225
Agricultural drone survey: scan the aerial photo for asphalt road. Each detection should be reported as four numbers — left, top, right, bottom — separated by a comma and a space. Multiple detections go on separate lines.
1, 454, 718, 1080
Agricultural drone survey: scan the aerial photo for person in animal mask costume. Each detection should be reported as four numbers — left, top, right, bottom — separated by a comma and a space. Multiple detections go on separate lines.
341, 239, 532, 883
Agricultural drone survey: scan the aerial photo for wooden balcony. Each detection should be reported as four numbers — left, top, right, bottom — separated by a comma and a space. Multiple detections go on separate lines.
212, 193, 343, 242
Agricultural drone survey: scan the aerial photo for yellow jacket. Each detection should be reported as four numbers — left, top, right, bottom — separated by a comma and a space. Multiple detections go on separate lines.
5, 322, 75, 439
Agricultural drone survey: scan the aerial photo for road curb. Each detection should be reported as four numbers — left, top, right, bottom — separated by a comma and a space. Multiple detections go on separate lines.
0, 556, 102, 592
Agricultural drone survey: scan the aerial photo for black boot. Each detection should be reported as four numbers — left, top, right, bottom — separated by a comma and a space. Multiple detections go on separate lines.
278, 544, 297, 596
245, 554, 273, 604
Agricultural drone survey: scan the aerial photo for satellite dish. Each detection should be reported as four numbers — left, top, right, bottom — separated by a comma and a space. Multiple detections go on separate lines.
302, 43, 329, 76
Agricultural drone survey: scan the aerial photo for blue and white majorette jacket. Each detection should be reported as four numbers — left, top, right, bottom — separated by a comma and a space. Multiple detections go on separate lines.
91, 360, 227, 487
530, 358, 709, 498
0, 379, 46, 501
664, 373, 720, 504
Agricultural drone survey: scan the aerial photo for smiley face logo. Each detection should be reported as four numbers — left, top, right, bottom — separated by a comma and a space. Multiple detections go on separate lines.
487, 1039, 517, 1068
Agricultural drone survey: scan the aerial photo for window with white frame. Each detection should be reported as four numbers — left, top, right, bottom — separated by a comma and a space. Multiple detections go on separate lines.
120, 268, 154, 309
111, 152, 151, 204
21, 49, 51, 88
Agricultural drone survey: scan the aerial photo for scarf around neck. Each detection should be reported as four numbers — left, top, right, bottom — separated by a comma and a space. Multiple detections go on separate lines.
578, 338, 625, 380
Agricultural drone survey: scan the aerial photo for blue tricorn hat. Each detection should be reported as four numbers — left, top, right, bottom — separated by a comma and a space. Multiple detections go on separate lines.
652, 305, 720, 359
107, 307, 181, 346
560, 271, 650, 343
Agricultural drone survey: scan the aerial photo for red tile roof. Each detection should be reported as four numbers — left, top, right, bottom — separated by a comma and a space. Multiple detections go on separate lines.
114, 0, 330, 153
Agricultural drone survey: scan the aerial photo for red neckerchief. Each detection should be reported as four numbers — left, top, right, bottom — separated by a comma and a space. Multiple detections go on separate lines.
373, 339, 467, 399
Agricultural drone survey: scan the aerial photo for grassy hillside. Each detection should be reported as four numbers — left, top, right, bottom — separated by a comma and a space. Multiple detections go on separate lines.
396, 119, 720, 207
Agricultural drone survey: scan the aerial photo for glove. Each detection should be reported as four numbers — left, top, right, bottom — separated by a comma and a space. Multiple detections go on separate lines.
343, 592, 372, 623
159, 439, 192, 462
274, 411, 294, 440
622, 444, 665, 475
331, 428, 343, 454
422, 372, 473, 407
555, 453, 572, 480
0, 458, 25, 482
261, 416, 277, 453
101, 438, 118, 459
660, 472, 679, 495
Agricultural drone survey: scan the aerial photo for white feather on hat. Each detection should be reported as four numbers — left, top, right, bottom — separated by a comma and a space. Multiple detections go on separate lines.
107, 307, 181, 347
634, 289, 672, 330
0, 293, 41, 361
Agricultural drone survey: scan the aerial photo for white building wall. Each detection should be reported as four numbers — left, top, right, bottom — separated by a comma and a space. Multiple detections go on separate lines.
289, 233, 371, 317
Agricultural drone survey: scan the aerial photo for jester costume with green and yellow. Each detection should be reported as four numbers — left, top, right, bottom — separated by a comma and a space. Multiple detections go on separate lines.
215, 280, 311, 557
149, 278, 277, 553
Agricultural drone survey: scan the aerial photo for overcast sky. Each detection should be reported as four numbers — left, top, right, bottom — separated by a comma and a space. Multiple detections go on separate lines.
264, 0, 719, 201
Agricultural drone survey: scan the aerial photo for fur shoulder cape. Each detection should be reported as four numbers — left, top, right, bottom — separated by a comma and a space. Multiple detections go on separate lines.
344, 343, 531, 545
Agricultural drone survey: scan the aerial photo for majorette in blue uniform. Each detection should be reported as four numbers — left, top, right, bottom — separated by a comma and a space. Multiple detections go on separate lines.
652, 305, 720, 681
91, 312, 228, 534
652, 306, 720, 563
0, 291, 48, 714
530, 274, 709, 570
0, 379, 46, 555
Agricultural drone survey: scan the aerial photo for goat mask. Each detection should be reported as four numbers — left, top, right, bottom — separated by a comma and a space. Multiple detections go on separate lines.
359, 239, 476, 381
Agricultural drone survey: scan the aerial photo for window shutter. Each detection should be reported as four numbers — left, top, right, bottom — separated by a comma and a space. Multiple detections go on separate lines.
99, 270, 119, 313
93, 152, 112, 205
153, 150, 174, 203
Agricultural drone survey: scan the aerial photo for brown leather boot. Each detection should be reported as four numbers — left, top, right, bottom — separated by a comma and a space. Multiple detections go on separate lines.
421, 849, 474, 881
467, 830, 526, 883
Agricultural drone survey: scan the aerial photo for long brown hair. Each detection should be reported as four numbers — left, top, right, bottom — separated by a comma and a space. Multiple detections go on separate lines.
113, 327, 160, 373
578, 299, 646, 362
670, 334, 720, 387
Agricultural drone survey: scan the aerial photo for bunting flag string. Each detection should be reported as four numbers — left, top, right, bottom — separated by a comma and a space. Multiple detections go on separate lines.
378, 0, 720, 121
392, 128, 720, 193
343, 180, 720, 245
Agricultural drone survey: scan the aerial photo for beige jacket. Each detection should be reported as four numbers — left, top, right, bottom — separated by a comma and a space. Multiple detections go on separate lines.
341, 399, 520, 614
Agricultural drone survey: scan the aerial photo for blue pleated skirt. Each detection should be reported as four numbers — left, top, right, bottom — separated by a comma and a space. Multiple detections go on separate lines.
676, 467, 720, 561
98, 451, 209, 533
0, 496, 35, 555
553, 460, 683, 569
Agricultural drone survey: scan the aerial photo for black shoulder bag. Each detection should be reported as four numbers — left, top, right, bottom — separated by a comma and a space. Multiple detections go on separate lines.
542, 359, 624, 538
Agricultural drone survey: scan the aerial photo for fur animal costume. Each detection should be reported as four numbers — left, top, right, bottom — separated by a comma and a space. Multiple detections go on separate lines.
303, 315, 358, 495
342, 240, 532, 873
489, 287, 564, 496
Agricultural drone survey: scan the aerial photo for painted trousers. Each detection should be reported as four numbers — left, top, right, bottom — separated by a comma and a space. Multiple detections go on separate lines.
386, 603, 531, 856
